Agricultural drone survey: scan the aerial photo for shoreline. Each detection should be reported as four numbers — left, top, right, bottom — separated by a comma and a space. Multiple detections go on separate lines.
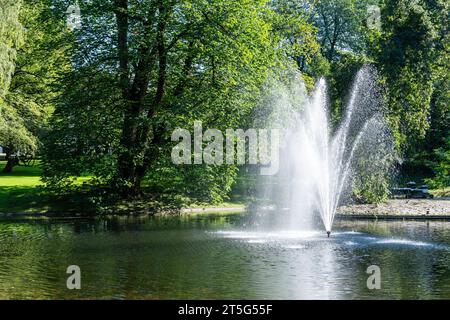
336, 214, 450, 220
1, 198, 449, 220
336, 198, 450, 219
0, 205, 248, 220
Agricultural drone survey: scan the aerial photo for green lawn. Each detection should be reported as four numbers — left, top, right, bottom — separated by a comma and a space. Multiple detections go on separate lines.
0, 161, 42, 186
0, 161, 91, 214
0, 161, 48, 213
0, 161, 246, 215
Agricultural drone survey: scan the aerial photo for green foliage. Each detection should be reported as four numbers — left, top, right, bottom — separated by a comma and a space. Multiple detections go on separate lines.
352, 178, 390, 204
145, 163, 238, 204
269, 0, 328, 88
41, 69, 122, 191
425, 136, 450, 189
0, 0, 23, 97
0, 0, 25, 152
1, 0, 70, 170
43, 0, 282, 201
0, 96, 39, 154
352, 148, 396, 204
406, 40, 450, 170
371, 0, 449, 151
328, 51, 369, 123
313, 0, 373, 62
2, 0, 447, 209
363, 0, 449, 190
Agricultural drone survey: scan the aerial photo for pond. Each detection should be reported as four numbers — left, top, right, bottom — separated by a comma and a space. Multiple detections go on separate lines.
0, 213, 450, 299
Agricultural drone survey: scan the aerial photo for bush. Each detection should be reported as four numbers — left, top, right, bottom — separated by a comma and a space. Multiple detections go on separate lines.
425, 136, 450, 190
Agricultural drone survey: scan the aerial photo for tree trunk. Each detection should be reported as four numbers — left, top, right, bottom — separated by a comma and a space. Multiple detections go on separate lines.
116, 111, 167, 198
116, 162, 143, 198
2, 146, 18, 173
116, 104, 145, 198
116, 145, 155, 198
114, 0, 144, 198
114, 0, 169, 199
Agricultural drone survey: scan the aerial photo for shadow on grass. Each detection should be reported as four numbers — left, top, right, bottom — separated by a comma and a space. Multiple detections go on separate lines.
0, 186, 50, 213
0, 161, 42, 177
0, 184, 187, 216
0, 184, 108, 215
0, 161, 242, 215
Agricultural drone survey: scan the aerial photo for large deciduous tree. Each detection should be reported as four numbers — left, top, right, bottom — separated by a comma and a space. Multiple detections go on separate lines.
313, 0, 370, 62
371, 0, 449, 155
44, 0, 278, 198
0, 0, 22, 97
0, 0, 24, 172
0, 0, 69, 172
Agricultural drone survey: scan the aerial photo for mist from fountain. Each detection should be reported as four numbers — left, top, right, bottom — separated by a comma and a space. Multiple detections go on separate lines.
255, 66, 395, 235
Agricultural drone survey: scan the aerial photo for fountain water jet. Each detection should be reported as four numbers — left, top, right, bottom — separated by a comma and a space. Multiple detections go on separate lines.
256, 66, 395, 235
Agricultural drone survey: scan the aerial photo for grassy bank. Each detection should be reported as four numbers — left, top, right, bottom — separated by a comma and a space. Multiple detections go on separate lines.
0, 161, 247, 215
1, 161, 446, 216
0, 161, 48, 213
0, 161, 108, 214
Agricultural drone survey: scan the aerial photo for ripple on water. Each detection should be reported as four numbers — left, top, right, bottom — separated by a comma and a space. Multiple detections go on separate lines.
282, 245, 306, 249
373, 238, 448, 249
213, 229, 449, 251
214, 230, 321, 240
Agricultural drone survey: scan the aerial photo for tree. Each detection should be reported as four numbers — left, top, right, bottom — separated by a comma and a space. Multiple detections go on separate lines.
0, 0, 23, 97
43, 0, 279, 199
371, 0, 449, 153
0, 0, 25, 172
425, 136, 450, 190
306, 0, 381, 123
313, 0, 371, 62
327, 51, 368, 124
0, 0, 70, 172
0, 0, 24, 167
270, 0, 328, 88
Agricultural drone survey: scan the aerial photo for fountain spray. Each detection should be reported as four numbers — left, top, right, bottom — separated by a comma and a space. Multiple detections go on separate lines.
257, 66, 395, 235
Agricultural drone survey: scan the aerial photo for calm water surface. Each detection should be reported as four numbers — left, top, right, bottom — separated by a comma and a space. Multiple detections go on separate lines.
1, 213, 450, 299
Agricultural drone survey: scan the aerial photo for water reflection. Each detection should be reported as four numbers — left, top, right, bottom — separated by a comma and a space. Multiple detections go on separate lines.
0, 215, 450, 299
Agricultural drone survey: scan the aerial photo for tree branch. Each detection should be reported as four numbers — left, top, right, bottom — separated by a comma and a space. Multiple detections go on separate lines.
115, 0, 130, 96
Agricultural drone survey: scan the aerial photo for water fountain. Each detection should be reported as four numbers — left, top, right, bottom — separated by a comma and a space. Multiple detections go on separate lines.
256, 66, 395, 236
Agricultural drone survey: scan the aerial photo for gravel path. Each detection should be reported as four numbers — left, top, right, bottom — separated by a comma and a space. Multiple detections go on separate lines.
337, 198, 450, 217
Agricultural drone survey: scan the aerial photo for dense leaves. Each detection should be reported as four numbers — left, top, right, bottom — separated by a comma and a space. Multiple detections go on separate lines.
1, 0, 447, 209
0, 0, 69, 172
42, 0, 280, 200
